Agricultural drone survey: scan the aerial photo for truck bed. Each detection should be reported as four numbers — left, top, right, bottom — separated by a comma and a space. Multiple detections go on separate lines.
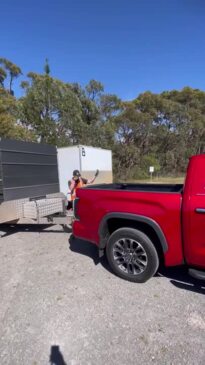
85, 183, 183, 193
74, 181, 184, 267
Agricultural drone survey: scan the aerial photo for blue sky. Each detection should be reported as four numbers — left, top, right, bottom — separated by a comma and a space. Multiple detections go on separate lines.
0, 0, 205, 100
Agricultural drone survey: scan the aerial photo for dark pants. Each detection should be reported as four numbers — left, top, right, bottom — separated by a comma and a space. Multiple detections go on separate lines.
67, 201, 73, 210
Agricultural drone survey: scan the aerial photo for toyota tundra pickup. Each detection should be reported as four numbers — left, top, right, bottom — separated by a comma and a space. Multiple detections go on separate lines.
73, 154, 205, 283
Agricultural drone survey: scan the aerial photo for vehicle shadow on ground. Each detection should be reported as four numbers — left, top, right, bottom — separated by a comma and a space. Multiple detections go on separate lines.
69, 234, 103, 266
69, 236, 205, 296
69, 234, 113, 270
157, 266, 205, 295
0, 224, 72, 237
49, 345, 67, 365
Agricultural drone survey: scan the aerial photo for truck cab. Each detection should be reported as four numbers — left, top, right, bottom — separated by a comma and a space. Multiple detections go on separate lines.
182, 155, 205, 273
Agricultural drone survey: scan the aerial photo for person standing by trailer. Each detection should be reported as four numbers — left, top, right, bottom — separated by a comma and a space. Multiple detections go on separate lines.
67, 169, 99, 209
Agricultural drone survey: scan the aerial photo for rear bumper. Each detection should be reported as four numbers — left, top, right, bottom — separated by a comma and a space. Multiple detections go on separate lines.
73, 220, 97, 245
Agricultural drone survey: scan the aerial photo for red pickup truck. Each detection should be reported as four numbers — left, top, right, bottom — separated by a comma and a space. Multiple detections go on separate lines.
73, 154, 205, 283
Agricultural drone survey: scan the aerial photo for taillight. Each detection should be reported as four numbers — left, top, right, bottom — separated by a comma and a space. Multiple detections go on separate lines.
73, 197, 80, 220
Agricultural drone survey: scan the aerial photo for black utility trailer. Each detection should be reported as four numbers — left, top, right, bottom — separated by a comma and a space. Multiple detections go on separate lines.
0, 139, 72, 226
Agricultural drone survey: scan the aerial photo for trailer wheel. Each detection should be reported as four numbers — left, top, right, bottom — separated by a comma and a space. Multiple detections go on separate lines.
106, 228, 159, 283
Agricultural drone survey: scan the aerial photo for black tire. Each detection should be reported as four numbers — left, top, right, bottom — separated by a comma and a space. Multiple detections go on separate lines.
106, 228, 159, 283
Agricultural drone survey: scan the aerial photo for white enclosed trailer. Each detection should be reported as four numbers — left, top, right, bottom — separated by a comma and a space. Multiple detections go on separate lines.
57, 145, 113, 197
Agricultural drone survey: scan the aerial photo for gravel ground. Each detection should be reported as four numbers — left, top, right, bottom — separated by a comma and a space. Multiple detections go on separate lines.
0, 224, 205, 365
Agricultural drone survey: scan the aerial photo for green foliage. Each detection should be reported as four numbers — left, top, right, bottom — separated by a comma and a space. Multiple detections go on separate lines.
0, 88, 33, 140
44, 58, 50, 75
100, 94, 122, 120
0, 57, 205, 181
20, 72, 83, 145
112, 88, 205, 178
71, 83, 100, 126
85, 79, 104, 101
0, 67, 7, 87
0, 58, 22, 94
140, 155, 160, 176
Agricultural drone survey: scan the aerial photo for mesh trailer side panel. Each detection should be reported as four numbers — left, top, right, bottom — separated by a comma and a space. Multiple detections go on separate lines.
0, 139, 60, 202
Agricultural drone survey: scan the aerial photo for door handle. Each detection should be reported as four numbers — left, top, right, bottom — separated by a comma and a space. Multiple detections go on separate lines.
195, 208, 205, 214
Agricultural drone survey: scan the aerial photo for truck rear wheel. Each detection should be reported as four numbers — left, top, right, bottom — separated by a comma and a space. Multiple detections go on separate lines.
106, 228, 159, 283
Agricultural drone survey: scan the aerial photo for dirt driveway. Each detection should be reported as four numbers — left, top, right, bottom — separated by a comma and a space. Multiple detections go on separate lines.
0, 224, 204, 365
